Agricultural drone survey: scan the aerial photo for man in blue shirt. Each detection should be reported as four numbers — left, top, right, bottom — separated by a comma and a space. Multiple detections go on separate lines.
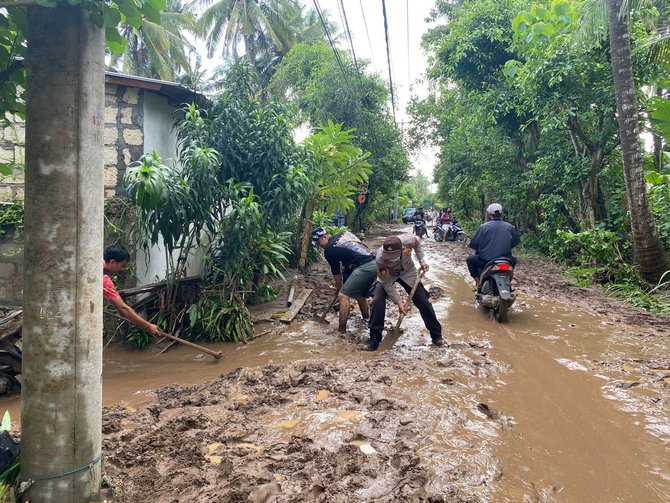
467, 203, 520, 291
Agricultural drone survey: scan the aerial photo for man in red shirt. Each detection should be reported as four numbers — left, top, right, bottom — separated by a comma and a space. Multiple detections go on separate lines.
104, 246, 161, 337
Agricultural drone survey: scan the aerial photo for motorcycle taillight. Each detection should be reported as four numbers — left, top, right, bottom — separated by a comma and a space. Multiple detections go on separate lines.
497, 263, 511, 271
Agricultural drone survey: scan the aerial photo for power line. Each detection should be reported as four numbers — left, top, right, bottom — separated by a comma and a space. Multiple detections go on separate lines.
358, 0, 377, 72
339, 0, 360, 76
381, 0, 397, 125
313, 0, 355, 98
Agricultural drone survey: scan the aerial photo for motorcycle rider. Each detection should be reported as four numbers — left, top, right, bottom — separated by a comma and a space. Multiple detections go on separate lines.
365, 234, 445, 351
467, 203, 520, 291
414, 207, 427, 238
312, 227, 377, 332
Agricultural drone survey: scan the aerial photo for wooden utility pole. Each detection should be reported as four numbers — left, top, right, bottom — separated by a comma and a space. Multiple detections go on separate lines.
21, 6, 104, 501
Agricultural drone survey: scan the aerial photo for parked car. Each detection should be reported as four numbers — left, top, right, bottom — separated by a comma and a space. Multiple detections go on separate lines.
402, 208, 417, 223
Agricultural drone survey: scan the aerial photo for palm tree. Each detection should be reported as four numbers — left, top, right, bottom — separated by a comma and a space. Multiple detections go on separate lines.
579, 0, 670, 282
110, 0, 195, 81
195, 0, 300, 66
606, 0, 670, 282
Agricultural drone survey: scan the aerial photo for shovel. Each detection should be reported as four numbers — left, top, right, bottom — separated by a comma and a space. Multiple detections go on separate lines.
309, 293, 339, 325
107, 311, 223, 359
377, 269, 425, 351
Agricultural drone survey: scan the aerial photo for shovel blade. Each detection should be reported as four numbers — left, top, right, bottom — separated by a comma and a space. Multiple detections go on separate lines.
308, 315, 330, 324
377, 328, 402, 351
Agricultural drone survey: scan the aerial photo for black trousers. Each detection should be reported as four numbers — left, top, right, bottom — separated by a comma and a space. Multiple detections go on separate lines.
368, 279, 442, 343
466, 255, 517, 278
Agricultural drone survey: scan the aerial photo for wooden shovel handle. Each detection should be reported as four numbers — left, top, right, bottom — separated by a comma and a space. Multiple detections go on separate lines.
157, 330, 223, 360
106, 311, 222, 360
319, 293, 339, 319
394, 269, 426, 330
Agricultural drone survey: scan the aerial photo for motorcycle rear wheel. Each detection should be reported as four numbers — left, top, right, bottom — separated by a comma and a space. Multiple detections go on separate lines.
496, 299, 509, 322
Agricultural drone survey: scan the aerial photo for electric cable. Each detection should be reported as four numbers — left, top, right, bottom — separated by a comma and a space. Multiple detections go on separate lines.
339, 0, 360, 76
381, 0, 397, 125
359, 0, 377, 72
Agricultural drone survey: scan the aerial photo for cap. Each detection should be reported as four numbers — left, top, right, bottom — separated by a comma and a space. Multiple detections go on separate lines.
487, 203, 503, 215
311, 226, 328, 245
381, 236, 403, 260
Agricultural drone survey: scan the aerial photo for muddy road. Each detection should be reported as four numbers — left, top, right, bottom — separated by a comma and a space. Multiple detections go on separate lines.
4, 225, 670, 502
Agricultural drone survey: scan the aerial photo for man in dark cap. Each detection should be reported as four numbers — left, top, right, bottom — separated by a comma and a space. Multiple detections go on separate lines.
467, 203, 520, 291
366, 234, 444, 351
312, 226, 378, 332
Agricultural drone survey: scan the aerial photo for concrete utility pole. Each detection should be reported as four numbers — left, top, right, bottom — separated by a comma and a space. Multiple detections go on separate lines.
21, 6, 104, 502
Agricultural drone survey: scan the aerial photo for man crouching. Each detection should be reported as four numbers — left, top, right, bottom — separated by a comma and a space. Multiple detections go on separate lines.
312, 227, 377, 332
365, 234, 445, 351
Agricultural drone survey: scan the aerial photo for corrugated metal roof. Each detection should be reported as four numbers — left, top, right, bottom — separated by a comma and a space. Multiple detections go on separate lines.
104, 71, 207, 105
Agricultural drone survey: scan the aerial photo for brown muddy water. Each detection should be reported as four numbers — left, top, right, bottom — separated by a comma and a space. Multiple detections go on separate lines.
2, 243, 669, 502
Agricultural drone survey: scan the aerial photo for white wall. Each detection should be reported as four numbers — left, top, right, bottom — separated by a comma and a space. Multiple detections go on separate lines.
135, 92, 205, 285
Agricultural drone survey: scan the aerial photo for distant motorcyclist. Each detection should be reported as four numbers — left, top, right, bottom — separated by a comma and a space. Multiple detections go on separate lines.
467, 203, 520, 291
439, 208, 452, 225
413, 207, 428, 238
312, 227, 377, 332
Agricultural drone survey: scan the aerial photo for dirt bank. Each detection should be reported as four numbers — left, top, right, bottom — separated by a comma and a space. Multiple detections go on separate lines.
100, 225, 670, 502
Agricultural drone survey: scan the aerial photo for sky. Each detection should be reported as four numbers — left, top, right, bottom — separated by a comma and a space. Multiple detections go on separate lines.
312, 0, 439, 178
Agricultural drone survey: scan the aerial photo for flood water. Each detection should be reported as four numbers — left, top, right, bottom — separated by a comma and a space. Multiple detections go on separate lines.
2, 242, 669, 502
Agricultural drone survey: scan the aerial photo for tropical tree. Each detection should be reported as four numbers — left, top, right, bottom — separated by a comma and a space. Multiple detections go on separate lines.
586, 0, 670, 281
109, 0, 195, 80
297, 121, 371, 269
195, 0, 300, 65
270, 42, 411, 224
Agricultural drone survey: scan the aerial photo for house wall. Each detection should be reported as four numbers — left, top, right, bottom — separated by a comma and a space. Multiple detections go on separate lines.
0, 83, 146, 201
134, 92, 205, 284
0, 120, 25, 200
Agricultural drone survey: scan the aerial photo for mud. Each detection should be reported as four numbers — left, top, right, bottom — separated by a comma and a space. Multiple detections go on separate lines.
7, 225, 670, 502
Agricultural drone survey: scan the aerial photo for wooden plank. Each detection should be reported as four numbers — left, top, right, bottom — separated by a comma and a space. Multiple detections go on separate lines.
249, 288, 312, 323
279, 288, 312, 324
118, 275, 201, 297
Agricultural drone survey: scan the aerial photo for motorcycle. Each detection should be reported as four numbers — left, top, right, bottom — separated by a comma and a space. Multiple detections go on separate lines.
414, 219, 428, 238
433, 223, 446, 242
444, 220, 466, 242
476, 258, 516, 322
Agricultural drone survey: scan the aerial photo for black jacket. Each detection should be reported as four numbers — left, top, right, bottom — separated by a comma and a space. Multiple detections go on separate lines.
469, 217, 520, 261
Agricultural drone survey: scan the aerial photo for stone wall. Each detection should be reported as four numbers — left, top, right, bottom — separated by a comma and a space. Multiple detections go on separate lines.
0, 229, 22, 306
0, 119, 25, 200
0, 83, 145, 200
104, 84, 144, 197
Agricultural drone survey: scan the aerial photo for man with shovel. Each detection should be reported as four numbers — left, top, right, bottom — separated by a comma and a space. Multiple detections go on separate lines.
365, 234, 444, 351
312, 227, 377, 332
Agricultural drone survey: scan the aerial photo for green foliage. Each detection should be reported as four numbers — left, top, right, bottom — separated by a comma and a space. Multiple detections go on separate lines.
108, 0, 195, 81
646, 169, 670, 248
552, 228, 634, 284
604, 282, 670, 313
191, 292, 253, 342
0, 0, 167, 147
302, 121, 372, 213
647, 96, 670, 144
0, 201, 23, 237
125, 325, 153, 348
269, 42, 411, 224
